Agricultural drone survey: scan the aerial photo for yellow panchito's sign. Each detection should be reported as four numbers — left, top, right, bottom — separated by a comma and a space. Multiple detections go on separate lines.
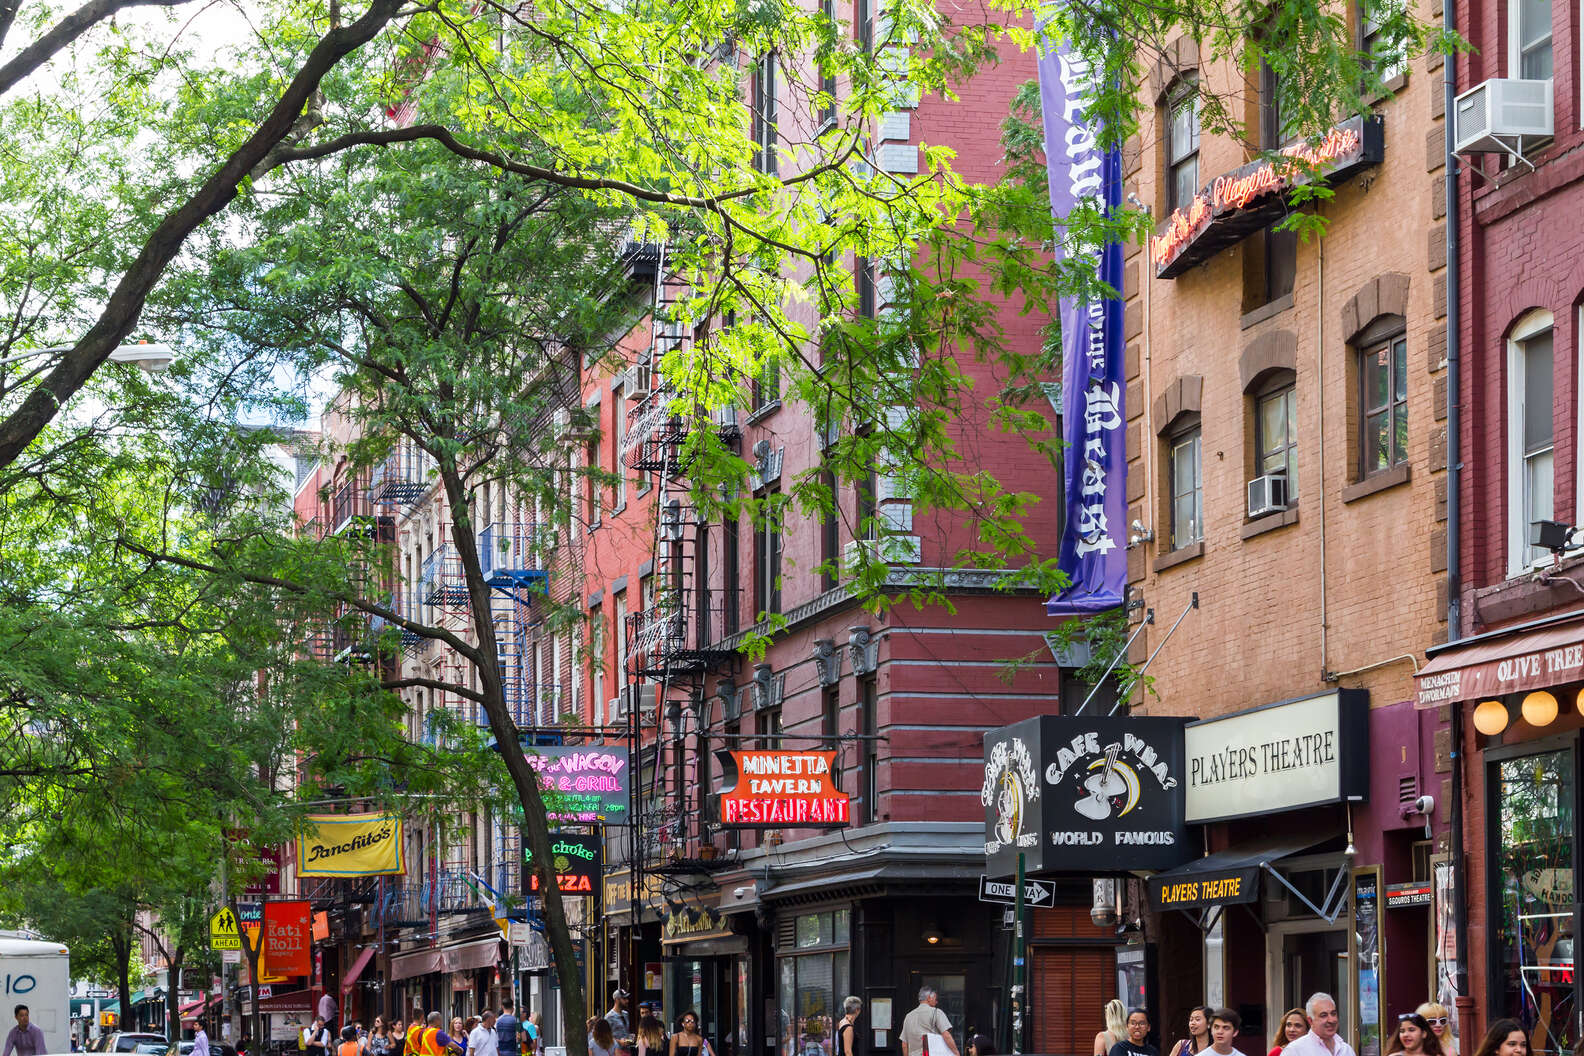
295, 812, 406, 877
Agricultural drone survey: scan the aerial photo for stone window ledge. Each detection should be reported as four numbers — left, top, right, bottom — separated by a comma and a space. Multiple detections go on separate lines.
1152, 540, 1204, 573
1241, 293, 1295, 330
1341, 462, 1411, 503
1241, 506, 1300, 539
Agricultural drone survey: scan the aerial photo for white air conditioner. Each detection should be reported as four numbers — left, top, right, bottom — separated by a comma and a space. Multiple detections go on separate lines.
609, 694, 626, 719
624, 364, 652, 399
1454, 78, 1554, 155
1247, 474, 1290, 519
621, 683, 658, 716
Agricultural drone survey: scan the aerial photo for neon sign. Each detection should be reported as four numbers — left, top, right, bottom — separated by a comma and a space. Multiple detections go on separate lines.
715, 750, 850, 827
1151, 116, 1384, 278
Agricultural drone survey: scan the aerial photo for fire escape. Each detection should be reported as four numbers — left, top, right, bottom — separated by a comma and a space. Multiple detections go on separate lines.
621, 260, 742, 880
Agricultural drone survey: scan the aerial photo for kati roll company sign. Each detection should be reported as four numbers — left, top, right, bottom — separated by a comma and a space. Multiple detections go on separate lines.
295, 812, 406, 877
715, 750, 849, 827
263, 900, 312, 977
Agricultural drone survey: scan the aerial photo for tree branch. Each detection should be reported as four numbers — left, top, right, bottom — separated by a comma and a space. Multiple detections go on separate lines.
0, 0, 408, 471
0, 0, 194, 96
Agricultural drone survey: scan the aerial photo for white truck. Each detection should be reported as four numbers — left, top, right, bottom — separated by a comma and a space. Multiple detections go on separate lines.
0, 937, 71, 1053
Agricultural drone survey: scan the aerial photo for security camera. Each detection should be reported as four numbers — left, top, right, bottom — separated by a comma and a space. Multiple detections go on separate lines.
1414, 794, 1435, 815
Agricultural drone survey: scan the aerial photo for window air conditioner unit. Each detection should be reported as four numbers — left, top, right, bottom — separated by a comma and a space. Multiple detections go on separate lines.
609, 695, 626, 719
624, 364, 652, 399
1454, 78, 1553, 156
1247, 473, 1290, 519
621, 683, 658, 716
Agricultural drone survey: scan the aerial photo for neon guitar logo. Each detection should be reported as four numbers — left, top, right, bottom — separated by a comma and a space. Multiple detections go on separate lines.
1045, 730, 1180, 845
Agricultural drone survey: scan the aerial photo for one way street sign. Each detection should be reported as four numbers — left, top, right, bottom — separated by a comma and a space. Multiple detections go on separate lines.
978, 876, 1056, 908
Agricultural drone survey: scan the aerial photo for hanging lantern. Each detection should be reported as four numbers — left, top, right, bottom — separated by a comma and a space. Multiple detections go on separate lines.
1473, 699, 1510, 736
1523, 690, 1560, 727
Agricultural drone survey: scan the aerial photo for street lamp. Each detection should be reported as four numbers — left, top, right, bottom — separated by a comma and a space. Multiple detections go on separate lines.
0, 340, 177, 373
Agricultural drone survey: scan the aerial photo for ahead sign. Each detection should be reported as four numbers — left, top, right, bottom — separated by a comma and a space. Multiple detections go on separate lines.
978, 876, 1056, 908
209, 907, 242, 951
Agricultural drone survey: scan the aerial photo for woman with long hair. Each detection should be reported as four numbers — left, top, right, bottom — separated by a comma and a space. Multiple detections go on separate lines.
1467, 1021, 1526, 1056
1095, 1001, 1128, 1056
637, 1017, 667, 1056
590, 1019, 619, 1056
1268, 1010, 1309, 1056
1171, 1007, 1214, 1056
1386, 1014, 1443, 1056
1416, 1004, 1457, 1056
670, 1012, 712, 1056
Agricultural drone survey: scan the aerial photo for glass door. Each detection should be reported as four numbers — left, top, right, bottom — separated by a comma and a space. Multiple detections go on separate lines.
1493, 747, 1578, 1056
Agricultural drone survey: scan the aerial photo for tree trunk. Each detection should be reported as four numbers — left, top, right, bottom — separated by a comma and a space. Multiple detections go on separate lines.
113, 929, 134, 1036
438, 462, 588, 1056
167, 944, 185, 1041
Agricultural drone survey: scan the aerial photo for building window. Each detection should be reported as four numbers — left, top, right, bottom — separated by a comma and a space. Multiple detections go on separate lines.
755, 494, 782, 617
696, 522, 713, 647
1165, 78, 1200, 213
777, 911, 852, 1056
818, 0, 837, 127
584, 437, 600, 527
1169, 422, 1203, 549
612, 384, 627, 511
820, 467, 840, 591
822, 687, 839, 741
1361, 0, 1408, 82
854, 0, 871, 51
752, 55, 779, 174
757, 703, 782, 749
1510, 0, 1553, 79
1255, 379, 1298, 497
1492, 749, 1574, 1055
590, 611, 605, 724
1359, 328, 1409, 478
856, 257, 876, 318
1509, 311, 1556, 572
724, 513, 741, 633
752, 358, 780, 412
859, 676, 877, 823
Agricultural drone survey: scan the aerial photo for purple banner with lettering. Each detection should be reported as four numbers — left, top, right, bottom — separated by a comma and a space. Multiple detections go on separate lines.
1039, 36, 1127, 617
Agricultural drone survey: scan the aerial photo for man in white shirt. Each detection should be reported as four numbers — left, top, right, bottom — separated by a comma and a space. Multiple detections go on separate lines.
1281, 995, 1358, 1056
469, 1010, 500, 1056
899, 988, 958, 1056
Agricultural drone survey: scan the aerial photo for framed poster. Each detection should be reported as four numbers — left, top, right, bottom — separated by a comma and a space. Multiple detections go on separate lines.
1351, 867, 1384, 1056
1430, 854, 1460, 1035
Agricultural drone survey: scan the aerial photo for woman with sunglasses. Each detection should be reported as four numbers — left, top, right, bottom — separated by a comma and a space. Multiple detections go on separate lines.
1386, 1014, 1444, 1056
670, 1013, 714, 1056
1415, 1005, 1456, 1056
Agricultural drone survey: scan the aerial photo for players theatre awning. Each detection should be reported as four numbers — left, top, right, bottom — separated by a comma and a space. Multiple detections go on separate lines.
1147, 831, 1346, 928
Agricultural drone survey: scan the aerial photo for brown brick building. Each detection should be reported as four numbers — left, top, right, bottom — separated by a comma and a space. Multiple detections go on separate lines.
1106, 10, 1455, 1054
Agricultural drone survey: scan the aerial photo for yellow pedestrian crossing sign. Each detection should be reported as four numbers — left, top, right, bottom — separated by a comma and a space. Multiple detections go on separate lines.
209, 907, 242, 950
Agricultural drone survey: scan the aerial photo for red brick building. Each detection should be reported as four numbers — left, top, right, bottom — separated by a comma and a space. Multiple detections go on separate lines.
1408, 0, 1584, 1048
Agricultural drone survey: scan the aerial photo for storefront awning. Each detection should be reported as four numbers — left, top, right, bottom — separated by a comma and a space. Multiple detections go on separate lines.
1147, 832, 1346, 925
439, 936, 502, 973
340, 946, 378, 996
388, 949, 442, 981
1415, 611, 1584, 707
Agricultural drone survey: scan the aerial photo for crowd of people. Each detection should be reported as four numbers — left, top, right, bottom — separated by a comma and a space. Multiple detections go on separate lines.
297, 998, 542, 1056
1090, 994, 1533, 1056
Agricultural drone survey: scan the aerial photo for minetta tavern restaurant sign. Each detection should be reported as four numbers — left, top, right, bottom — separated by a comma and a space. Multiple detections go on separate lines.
1184, 690, 1369, 824
982, 715, 1193, 876
715, 750, 849, 827
1151, 115, 1385, 279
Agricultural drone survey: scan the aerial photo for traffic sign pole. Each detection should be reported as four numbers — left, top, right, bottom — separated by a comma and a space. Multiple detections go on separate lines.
1012, 853, 1025, 1056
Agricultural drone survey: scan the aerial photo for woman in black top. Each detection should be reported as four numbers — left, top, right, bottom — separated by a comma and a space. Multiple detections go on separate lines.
670, 1013, 709, 1056
837, 999, 863, 1056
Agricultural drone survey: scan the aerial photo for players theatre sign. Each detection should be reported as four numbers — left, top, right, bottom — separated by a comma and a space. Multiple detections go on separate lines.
982, 716, 1193, 876
1150, 115, 1384, 279
715, 750, 849, 827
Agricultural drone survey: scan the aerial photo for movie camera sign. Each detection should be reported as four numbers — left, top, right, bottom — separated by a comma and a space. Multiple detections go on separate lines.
983, 716, 1193, 876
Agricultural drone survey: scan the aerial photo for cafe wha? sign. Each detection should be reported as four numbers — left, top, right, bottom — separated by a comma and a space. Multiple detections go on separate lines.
982, 715, 1193, 877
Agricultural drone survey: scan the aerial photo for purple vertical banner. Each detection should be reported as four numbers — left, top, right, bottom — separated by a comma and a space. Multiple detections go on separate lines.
1039, 35, 1127, 617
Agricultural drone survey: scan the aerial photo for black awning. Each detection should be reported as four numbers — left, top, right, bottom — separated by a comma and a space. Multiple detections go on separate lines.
1147, 832, 1339, 913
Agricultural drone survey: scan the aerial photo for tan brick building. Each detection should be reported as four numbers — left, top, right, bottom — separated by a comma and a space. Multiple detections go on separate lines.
1106, 15, 1458, 1052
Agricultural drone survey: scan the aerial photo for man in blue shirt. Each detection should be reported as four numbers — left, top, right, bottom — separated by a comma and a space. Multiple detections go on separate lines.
496, 1000, 524, 1056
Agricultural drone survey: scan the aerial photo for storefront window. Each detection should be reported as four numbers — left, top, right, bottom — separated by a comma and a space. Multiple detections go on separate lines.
1496, 749, 1577, 1056
779, 912, 852, 1056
